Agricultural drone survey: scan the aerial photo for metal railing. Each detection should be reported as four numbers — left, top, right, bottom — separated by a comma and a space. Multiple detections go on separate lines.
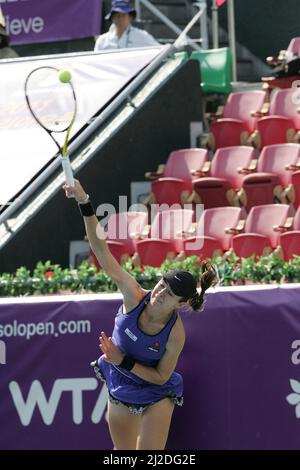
211, 0, 237, 81
135, 0, 208, 50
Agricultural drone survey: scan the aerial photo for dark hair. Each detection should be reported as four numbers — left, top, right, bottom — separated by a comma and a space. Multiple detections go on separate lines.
186, 262, 218, 311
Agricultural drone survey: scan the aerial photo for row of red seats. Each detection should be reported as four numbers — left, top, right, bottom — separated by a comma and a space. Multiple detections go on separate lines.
207, 88, 300, 150
144, 145, 300, 212
90, 205, 300, 267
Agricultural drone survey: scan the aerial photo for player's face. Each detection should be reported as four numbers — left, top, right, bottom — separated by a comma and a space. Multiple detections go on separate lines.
150, 279, 182, 312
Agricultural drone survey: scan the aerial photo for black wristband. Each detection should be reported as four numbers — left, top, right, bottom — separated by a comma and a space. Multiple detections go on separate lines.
78, 201, 95, 217
118, 355, 136, 371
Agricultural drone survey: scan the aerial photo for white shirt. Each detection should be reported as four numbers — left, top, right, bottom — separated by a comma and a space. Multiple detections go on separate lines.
94, 24, 159, 51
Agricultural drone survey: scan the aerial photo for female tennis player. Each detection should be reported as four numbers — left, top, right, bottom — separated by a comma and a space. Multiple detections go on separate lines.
64, 179, 218, 450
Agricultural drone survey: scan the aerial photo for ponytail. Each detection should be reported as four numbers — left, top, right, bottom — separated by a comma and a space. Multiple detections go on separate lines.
187, 290, 205, 311
187, 262, 218, 311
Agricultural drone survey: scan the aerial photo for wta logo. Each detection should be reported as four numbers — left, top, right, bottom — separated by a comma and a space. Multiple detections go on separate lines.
9, 378, 108, 426
0, 340, 6, 364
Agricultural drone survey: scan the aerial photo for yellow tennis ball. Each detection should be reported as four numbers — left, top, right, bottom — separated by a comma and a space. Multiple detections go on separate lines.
58, 70, 72, 83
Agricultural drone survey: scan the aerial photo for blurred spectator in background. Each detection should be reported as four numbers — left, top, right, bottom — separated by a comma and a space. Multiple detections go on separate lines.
273, 52, 300, 78
266, 49, 300, 78
0, 7, 18, 59
94, 0, 159, 51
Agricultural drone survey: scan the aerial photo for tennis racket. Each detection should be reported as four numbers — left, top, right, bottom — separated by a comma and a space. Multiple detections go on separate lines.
25, 65, 77, 187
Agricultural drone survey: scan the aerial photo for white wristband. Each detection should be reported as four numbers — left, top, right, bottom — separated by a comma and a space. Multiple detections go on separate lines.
77, 194, 90, 204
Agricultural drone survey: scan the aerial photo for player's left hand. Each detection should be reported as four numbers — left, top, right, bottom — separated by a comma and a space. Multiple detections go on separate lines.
99, 331, 124, 365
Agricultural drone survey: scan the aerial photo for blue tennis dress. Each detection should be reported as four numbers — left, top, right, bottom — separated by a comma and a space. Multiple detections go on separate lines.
93, 292, 183, 412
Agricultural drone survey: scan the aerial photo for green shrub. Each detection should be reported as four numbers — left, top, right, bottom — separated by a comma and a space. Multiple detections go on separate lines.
0, 254, 300, 297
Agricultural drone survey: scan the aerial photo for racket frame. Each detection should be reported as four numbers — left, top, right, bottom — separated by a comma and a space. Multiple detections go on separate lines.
24, 65, 77, 187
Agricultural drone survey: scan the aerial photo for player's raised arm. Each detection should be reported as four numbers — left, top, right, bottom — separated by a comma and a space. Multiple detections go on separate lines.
64, 179, 145, 308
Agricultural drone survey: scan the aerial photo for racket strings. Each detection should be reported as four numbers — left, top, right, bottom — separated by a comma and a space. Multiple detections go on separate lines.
25, 68, 76, 132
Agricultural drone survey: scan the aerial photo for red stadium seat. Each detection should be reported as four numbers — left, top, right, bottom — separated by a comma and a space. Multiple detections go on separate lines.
134, 239, 175, 267
292, 171, 300, 208
163, 148, 209, 180
148, 208, 194, 250
279, 231, 300, 260
192, 177, 232, 208
183, 236, 223, 261
105, 211, 148, 254
182, 207, 243, 261
231, 204, 291, 258
281, 169, 300, 209
145, 149, 208, 206
198, 206, 244, 250
90, 241, 129, 268
151, 178, 192, 206
277, 207, 300, 260
209, 146, 257, 188
294, 206, 300, 229
192, 146, 257, 208
291, 171, 300, 209
230, 233, 272, 259
254, 88, 300, 148
208, 90, 266, 149
145, 148, 208, 181
238, 172, 281, 212
257, 143, 300, 187
135, 209, 194, 266
283, 170, 300, 208
244, 143, 300, 207
90, 211, 149, 269
244, 204, 291, 247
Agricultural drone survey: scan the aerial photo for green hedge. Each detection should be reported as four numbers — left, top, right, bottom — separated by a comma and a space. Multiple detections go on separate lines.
1, 254, 300, 297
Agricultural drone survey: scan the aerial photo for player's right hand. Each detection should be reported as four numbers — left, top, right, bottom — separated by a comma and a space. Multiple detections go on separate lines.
63, 179, 88, 203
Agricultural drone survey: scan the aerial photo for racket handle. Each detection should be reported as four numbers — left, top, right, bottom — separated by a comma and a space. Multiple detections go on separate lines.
60, 155, 74, 187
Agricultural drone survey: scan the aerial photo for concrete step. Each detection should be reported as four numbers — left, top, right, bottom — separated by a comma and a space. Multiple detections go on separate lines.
140, 21, 202, 41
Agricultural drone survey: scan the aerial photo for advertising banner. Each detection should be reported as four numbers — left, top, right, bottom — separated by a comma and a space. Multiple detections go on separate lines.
1, 285, 300, 449
0, 0, 102, 45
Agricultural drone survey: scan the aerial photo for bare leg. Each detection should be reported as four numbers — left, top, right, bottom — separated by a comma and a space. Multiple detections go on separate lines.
107, 401, 142, 450
137, 398, 175, 450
